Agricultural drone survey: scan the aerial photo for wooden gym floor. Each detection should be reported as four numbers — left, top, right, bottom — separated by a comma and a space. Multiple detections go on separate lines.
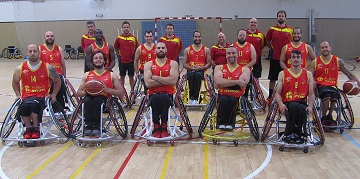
0, 58, 360, 179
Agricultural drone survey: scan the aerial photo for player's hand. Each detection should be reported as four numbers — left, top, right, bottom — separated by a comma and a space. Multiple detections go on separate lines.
278, 103, 287, 115
49, 94, 57, 103
306, 106, 313, 115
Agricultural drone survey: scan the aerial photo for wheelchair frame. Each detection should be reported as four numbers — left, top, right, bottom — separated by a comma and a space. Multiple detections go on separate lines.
1, 46, 22, 59
129, 74, 145, 108
246, 76, 266, 112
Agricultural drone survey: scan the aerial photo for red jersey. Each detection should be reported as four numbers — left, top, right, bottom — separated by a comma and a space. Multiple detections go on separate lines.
218, 64, 245, 98
81, 33, 107, 51
266, 24, 293, 60
20, 61, 51, 100
139, 44, 156, 70
284, 42, 308, 68
187, 44, 207, 68
314, 55, 339, 87
281, 69, 309, 103
86, 70, 114, 98
210, 43, 230, 65
232, 42, 253, 67
148, 58, 175, 95
114, 33, 138, 64
39, 44, 63, 74
159, 35, 183, 61
91, 42, 111, 68
246, 29, 265, 63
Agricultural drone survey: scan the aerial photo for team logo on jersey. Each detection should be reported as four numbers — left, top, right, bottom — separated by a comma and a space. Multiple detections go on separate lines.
42, 50, 47, 54
190, 50, 194, 55
285, 76, 292, 82
317, 64, 323, 68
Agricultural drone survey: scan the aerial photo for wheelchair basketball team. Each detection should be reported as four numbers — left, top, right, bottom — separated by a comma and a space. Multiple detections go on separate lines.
4, 10, 360, 150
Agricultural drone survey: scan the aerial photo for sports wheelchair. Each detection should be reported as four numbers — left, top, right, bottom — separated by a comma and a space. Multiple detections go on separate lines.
64, 45, 77, 60
177, 73, 215, 109
64, 78, 80, 111
70, 97, 128, 147
1, 46, 22, 59
261, 97, 325, 153
130, 94, 192, 146
245, 75, 266, 112
198, 96, 260, 146
129, 74, 145, 108
0, 98, 70, 147
314, 88, 354, 134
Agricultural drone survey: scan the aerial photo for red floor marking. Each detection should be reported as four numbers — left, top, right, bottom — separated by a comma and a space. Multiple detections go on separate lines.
113, 141, 140, 179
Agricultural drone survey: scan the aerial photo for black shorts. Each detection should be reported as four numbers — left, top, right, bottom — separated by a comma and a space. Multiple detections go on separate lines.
18, 97, 46, 122
119, 61, 135, 77
317, 86, 339, 102
268, 59, 282, 81
252, 56, 262, 78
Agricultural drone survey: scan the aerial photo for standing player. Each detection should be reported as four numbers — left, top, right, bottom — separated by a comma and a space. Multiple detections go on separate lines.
134, 30, 156, 94
182, 31, 211, 104
85, 29, 115, 71
266, 10, 293, 101
280, 27, 316, 70
210, 32, 230, 68
159, 23, 183, 64
39, 31, 67, 108
232, 29, 256, 68
246, 18, 265, 79
114, 21, 139, 90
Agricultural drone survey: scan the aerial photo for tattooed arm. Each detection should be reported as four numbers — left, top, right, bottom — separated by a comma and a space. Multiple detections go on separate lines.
339, 58, 360, 86
48, 64, 61, 102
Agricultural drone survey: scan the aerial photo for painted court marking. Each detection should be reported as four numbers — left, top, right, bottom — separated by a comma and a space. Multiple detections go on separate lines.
244, 144, 273, 179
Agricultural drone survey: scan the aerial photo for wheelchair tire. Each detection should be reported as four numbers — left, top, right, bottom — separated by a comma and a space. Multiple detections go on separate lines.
1, 48, 8, 59
129, 75, 142, 108
130, 95, 147, 138
252, 77, 266, 109
177, 74, 189, 104
339, 90, 354, 127
69, 99, 84, 134
69, 48, 76, 60
14, 49, 22, 59
261, 100, 278, 142
64, 51, 70, 59
240, 97, 260, 141
109, 98, 128, 139
0, 99, 20, 140
175, 94, 193, 135
119, 88, 130, 107
48, 100, 70, 137
198, 97, 216, 137
204, 74, 215, 98
65, 79, 79, 108
311, 108, 325, 145
7, 51, 13, 59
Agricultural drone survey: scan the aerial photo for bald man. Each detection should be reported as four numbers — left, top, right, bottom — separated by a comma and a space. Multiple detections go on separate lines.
210, 32, 230, 68
246, 18, 265, 79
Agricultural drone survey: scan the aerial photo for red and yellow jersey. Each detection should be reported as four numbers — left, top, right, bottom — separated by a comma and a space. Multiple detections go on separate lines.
81, 33, 106, 51
266, 25, 293, 60
284, 42, 308, 68
218, 64, 245, 98
39, 44, 63, 74
314, 55, 339, 87
91, 42, 111, 68
20, 61, 51, 100
232, 42, 253, 67
187, 44, 207, 68
210, 43, 230, 65
159, 35, 182, 61
148, 58, 175, 95
139, 44, 156, 70
114, 34, 138, 64
281, 69, 309, 103
86, 70, 113, 98
246, 29, 265, 63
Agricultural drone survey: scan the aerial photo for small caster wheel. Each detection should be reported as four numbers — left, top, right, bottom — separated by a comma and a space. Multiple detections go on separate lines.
279, 145, 284, 151
78, 141, 84, 147
212, 139, 217, 145
340, 128, 344, 134
147, 140, 152, 146
39, 141, 45, 145
303, 147, 309, 153
18, 141, 24, 147
96, 142, 102, 148
233, 140, 239, 147
170, 141, 175, 146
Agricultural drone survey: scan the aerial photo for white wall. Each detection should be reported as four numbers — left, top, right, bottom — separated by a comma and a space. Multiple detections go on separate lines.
1, 0, 360, 22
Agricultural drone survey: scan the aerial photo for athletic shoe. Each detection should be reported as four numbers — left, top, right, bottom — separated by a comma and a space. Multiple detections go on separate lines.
31, 129, 40, 139
225, 125, 233, 130
84, 130, 92, 136
152, 124, 161, 138
160, 123, 169, 138
91, 130, 100, 137
23, 130, 32, 139
193, 100, 199, 105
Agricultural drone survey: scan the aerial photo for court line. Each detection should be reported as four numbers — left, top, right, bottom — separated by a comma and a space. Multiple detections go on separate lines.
160, 146, 174, 179
0, 141, 14, 179
113, 142, 140, 179
204, 142, 209, 179
343, 133, 360, 148
244, 144, 272, 179
27, 141, 73, 179
69, 146, 102, 179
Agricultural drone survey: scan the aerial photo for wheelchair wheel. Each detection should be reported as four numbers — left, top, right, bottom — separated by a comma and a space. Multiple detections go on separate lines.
129, 75, 142, 108
109, 98, 128, 139
240, 97, 259, 141
339, 90, 354, 128
310, 108, 325, 145
0, 99, 20, 140
177, 74, 189, 104
204, 74, 215, 98
1, 48, 8, 58
198, 97, 216, 137
119, 87, 130, 107
13, 49, 22, 59
175, 94, 193, 135
65, 79, 79, 108
130, 95, 148, 138
47, 100, 70, 137
64, 51, 70, 59
69, 99, 84, 134
261, 100, 278, 142
69, 48, 77, 60
252, 77, 266, 109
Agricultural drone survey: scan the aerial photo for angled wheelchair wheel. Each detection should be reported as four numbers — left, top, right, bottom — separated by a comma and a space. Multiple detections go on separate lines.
65, 79, 79, 108
130, 95, 148, 138
204, 74, 215, 98
69, 48, 77, 60
175, 94, 192, 135
13, 49, 22, 59
64, 51, 70, 59
0, 99, 21, 140
339, 90, 354, 128
198, 97, 216, 137
310, 108, 325, 145
240, 97, 259, 141
261, 100, 278, 142
48, 100, 70, 137
1, 48, 8, 58
129, 75, 143, 108
252, 77, 266, 109
70, 99, 84, 134
109, 98, 128, 139
177, 74, 189, 104
119, 86, 130, 107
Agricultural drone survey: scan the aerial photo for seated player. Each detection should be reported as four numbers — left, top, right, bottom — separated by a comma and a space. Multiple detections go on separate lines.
214, 46, 251, 130
77, 51, 125, 137
12, 44, 61, 139
143, 42, 179, 138
308, 41, 360, 126
182, 31, 211, 104
275, 50, 315, 143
